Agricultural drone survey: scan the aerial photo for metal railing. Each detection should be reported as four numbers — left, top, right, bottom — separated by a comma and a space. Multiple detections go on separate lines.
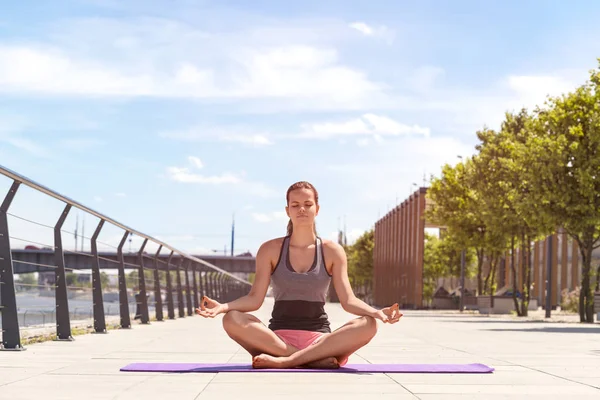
0, 164, 252, 350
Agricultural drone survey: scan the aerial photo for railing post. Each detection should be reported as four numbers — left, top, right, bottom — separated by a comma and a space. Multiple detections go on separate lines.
176, 257, 185, 318
219, 275, 226, 302
137, 238, 150, 324
153, 245, 164, 322
191, 263, 199, 310
117, 231, 131, 329
54, 204, 73, 341
90, 219, 107, 333
0, 181, 25, 351
184, 260, 193, 316
209, 272, 216, 299
165, 251, 175, 319
198, 266, 205, 299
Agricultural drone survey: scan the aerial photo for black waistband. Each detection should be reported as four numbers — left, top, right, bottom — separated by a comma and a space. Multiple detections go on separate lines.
268, 300, 331, 333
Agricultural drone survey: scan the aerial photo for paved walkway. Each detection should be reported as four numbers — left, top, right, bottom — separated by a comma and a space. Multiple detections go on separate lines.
1, 298, 599, 399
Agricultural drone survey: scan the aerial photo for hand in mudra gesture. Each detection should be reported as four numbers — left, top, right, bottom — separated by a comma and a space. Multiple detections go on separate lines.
374, 303, 402, 324
195, 296, 225, 318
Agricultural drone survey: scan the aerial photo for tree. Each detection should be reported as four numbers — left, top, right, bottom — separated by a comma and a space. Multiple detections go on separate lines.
422, 231, 476, 304
345, 229, 374, 301
16, 273, 36, 291
426, 160, 491, 296
525, 62, 600, 322
472, 110, 553, 316
100, 271, 110, 289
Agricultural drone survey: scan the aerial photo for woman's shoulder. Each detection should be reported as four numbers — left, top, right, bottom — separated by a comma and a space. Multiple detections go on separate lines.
319, 238, 346, 259
257, 236, 287, 255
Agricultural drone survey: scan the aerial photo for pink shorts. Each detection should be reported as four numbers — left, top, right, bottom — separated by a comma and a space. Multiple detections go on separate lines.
274, 329, 349, 366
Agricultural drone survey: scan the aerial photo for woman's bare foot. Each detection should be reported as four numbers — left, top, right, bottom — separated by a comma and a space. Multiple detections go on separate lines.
302, 356, 340, 369
252, 354, 292, 369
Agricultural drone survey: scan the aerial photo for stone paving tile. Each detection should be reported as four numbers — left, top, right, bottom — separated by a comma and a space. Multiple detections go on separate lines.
0, 297, 598, 400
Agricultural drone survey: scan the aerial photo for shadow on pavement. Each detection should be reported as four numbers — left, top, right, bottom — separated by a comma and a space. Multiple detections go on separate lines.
483, 326, 600, 334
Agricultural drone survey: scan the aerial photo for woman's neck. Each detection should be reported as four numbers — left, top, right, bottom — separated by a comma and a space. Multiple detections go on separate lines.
289, 226, 316, 247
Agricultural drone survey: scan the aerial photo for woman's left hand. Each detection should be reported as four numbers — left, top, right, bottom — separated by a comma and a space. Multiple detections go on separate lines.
374, 303, 402, 324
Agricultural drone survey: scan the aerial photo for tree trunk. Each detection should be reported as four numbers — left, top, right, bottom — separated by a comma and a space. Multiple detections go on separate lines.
483, 256, 492, 295
483, 253, 498, 295
490, 254, 498, 308
519, 235, 526, 316
521, 235, 531, 317
578, 231, 595, 323
477, 248, 484, 296
510, 236, 521, 316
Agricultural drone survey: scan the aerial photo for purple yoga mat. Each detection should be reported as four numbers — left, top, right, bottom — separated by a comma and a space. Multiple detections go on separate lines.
120, 362, 494, 374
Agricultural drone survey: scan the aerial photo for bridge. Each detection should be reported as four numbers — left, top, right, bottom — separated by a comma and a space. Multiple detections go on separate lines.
11, 249, 256, 275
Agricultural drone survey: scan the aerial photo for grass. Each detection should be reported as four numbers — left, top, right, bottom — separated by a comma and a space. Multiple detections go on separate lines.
18, 314, 162, 346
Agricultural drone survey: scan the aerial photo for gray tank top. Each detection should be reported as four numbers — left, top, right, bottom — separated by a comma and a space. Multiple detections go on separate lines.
268, 236, 332, 333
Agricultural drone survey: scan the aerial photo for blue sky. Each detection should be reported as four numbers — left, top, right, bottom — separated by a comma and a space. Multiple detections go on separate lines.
2, 0, 600, 257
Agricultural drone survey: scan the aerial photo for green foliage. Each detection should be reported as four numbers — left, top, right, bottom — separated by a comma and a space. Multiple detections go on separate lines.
16, 273, 36, 291
426, 59, 600, 322
100, 271, 110, 288
423, 232, 476, 304
345, 229, 374, 300
126, 269, 158, 291
426, 158, 497, 295
523, 62, 600, 322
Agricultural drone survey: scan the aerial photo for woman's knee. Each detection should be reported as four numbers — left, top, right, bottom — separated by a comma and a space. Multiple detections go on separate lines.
360, 315, 378, 338
222, 310, 243, 330
222, 310, 254, 334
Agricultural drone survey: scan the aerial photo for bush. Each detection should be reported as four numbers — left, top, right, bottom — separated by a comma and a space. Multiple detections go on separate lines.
560, 287, 580, 313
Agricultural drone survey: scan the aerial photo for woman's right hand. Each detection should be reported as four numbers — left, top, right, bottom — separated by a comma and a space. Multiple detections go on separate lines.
195, 296, 226, 318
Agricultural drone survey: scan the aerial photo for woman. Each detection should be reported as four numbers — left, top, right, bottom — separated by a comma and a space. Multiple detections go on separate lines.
196, 181, 402, 369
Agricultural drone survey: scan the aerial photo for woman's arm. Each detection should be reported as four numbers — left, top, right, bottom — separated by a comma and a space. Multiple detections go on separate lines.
327, 241, 380, 317
222, 240, 275, 312
327, 241, 402, 324
197, 239, 275, 317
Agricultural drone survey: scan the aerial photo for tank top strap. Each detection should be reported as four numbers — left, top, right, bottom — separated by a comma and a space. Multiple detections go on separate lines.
273, 236, 290, 274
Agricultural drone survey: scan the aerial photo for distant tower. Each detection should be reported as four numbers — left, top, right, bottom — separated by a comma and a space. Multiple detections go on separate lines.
74, 214, 79, 251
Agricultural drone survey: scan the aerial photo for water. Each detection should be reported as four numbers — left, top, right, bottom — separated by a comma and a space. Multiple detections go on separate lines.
1, 292, 164, 330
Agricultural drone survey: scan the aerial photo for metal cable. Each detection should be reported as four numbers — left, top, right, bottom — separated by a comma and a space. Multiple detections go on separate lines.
11, 259, 60, 269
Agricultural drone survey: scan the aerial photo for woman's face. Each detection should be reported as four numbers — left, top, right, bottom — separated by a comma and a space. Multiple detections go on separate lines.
286, 188, 319, 227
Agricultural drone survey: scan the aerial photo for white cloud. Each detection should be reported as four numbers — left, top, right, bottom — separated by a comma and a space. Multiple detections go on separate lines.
252, 211, 288, 223
348, 22, 393, 41
505, 74, 579, 110
4, 136, 51, 158
166, 166, 241, 184
187, 156, 204, 169
326, 134, 473, 203
115, 192, 126, 197
0, 45, 158, 96
161, 127, 274, 147
220, 134, 274, 146
0, 40, 382, 110
164, 160, 278, 198
297, 113, 429, 139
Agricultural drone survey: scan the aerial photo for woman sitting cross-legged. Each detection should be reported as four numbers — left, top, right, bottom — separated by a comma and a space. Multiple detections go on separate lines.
196, 181, 402, 369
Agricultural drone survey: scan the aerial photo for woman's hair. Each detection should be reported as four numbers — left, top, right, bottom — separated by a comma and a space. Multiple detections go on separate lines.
286, 181, 319, 236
